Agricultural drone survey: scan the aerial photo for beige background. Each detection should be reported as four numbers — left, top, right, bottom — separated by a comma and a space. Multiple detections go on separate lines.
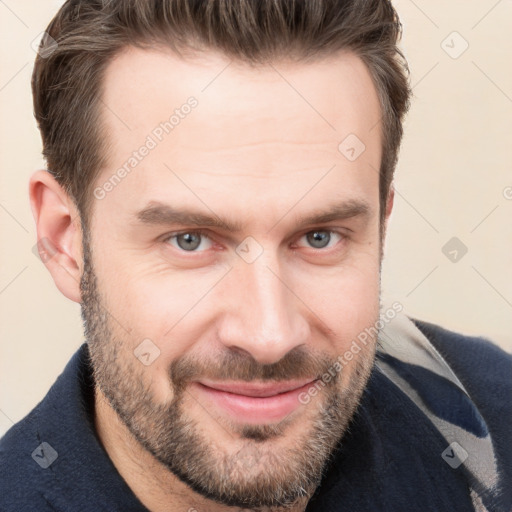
1, 0, 511, 436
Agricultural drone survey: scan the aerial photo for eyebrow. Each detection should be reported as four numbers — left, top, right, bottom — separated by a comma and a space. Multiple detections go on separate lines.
134, 199, 372, 233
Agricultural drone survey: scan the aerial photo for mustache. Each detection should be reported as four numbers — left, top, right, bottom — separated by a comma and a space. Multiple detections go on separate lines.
168, 344, 339, 392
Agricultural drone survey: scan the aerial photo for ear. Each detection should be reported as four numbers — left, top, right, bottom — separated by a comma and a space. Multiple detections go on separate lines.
385, 185, 394, 221
29, 170, 83, 303
380, 185, 394, 248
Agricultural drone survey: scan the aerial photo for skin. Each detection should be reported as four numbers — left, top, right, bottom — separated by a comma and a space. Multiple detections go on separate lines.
29, 47, 394, 511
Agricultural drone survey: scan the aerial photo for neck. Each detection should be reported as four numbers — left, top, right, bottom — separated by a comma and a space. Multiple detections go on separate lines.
93, 387, 309, 512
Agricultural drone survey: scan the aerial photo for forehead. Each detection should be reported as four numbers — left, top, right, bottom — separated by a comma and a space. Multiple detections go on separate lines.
93, 46, 382, 227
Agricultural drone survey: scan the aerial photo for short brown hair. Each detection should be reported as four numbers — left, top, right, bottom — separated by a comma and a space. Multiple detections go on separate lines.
32, 0, 411, 232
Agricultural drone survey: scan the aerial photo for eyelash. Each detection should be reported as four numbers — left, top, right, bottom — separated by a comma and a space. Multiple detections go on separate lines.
161, 228, 347, 254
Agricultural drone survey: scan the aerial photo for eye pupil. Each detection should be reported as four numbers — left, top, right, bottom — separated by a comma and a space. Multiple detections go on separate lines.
307, 231, 330, 249
177, 232, 201, 251
172, 231, 335, 252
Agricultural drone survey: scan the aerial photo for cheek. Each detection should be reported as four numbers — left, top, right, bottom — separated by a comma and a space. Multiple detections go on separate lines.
96, 263, 225, 371
293, 255, 381, 327
96, 245, 209, 322
297, 275, 380, 384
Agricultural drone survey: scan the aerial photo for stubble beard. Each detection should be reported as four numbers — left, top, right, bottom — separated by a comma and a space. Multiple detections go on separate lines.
79, 229, 378, 510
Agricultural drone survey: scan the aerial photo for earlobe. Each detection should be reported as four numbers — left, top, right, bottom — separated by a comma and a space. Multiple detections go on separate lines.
29, 170, 83, 304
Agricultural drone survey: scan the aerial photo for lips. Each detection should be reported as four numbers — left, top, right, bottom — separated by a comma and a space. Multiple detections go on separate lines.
196, 378, 317, 397
192, 378, 319, 424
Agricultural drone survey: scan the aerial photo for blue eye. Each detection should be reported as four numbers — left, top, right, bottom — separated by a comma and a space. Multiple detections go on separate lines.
163, 228, 344, 254
300, 230, 343, 249
164, 231, 213, 252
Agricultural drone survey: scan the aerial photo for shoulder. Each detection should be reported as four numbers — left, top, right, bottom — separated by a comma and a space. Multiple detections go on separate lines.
0, 346, 88, 511
0, 404, 56, 510
0, 345, 149, 512
410, 318, 512, 393
410, 317, 512, 506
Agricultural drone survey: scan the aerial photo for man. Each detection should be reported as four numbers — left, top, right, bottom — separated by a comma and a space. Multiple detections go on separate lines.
0, 1, 510, 511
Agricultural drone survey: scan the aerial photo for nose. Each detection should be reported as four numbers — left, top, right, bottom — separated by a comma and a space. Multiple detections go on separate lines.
217, 254, 311, 365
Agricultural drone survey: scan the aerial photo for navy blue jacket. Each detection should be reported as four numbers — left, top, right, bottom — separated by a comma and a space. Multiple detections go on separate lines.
1, 318, 511, 511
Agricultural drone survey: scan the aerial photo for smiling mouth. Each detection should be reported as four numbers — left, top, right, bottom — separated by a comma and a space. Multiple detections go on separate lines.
196, 378, 317, 397
191, 378, 319, 423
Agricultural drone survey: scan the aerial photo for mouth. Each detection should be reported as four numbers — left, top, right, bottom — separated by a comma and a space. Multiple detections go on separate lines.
191, 378, 319, 423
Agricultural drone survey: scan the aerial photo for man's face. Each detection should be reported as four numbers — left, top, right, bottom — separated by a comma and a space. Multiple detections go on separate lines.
81, 47, 384, 509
